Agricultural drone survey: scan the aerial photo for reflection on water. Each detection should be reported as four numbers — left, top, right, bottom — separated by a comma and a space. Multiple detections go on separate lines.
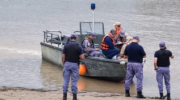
40, 60, 136, 94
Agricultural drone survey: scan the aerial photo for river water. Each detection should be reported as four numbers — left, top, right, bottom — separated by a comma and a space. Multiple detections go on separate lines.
0, 0, 180, 98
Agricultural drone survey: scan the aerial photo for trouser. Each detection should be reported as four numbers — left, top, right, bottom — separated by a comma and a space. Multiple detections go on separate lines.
102, 49, 120, 59
89, 51, 101, 57
63, 61, 79, 94
156, 67, 170, 93
124, 62, 143, 92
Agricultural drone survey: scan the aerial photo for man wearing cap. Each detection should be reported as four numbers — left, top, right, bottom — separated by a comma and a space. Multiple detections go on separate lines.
62, 33, 85, 100
124, 36, 146, 98
154, 42, 174, 100
114, 29, 126, 59
114, 22, 123, 37
101, 29, 120, 59
82, 32, 100, 57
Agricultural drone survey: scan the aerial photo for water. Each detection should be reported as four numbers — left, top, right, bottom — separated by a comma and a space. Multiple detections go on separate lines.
0, 0, 180, 98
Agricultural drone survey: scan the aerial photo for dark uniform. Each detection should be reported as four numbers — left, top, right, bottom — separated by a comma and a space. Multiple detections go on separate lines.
124, 36, 146, 98
62, 34, 83, 100
154, 41, 173, 100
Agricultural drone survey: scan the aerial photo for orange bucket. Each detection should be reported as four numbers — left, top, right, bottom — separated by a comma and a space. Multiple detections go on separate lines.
79, 64, 86, 75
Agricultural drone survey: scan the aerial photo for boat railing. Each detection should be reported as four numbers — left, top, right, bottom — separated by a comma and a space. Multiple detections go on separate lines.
43, 30, 62, 47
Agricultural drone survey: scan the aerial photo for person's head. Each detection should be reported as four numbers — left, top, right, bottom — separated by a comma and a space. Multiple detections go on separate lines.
159, 41, 166, 49
70, 33, 77, 41
120, 30, 126, 38
109, 29, 116, 38
113, 22, 121, 29
132, 36, 140, 43
88, 32, 96, 40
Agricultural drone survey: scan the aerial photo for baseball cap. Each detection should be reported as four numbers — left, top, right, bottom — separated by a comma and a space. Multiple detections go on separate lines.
113, 22, 121, 26
110, 29, 116, 35
159, 41, 165, 47
70, 33, 77, 38
120, 30, 126, 37
89, 32, 96, 37
133, 36, 139, 40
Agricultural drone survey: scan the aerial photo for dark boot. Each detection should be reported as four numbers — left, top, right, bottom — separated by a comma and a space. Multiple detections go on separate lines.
125, 90, 130, 97
167, 93, 171, 100
137, 91, 146, 98
73, 94, 78, 100
63, 93, 67, 100
159, 93, 164, 99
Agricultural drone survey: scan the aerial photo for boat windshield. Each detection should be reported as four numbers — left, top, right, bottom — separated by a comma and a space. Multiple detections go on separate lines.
80, 22, 104, 35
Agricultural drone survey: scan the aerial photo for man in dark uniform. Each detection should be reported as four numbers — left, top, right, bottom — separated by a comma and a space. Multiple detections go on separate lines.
62, 33, 85, 100
124, 36, 146, 98
154, 42, 174, 100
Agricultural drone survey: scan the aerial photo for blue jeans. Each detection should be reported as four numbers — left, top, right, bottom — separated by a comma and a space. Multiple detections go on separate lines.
102, 49, 120, 59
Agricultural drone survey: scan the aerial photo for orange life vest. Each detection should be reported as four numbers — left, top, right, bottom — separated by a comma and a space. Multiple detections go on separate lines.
115, 27, 122, 37
101, 33, 115, 50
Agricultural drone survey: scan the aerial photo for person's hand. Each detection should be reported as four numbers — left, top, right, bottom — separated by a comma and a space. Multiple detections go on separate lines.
154, 67, 158, 71
96, 48, 100, 51
118, 41, 122, 44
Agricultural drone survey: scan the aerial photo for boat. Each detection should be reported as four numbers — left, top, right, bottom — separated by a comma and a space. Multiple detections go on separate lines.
40, 22, 128, 81
40, 3, 129, 81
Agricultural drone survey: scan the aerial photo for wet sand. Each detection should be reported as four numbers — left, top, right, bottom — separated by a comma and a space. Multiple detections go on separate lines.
0, 87, 178, 100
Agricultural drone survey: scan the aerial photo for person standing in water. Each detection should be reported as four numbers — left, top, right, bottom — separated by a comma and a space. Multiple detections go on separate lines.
154, 42, 174, 100
124, 36, 146, 98
62, 33, 85, 100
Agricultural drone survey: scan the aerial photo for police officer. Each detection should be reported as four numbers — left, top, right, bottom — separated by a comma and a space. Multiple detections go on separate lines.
124, 36, 146, 98
154, 42, 174, 100
82, 32, 100, 57
62, 33, 85, 100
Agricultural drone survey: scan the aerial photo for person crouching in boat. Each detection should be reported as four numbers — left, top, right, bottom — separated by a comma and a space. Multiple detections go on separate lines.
62, 33, 85, 100
114, 29, 126, 59
118, 35, 132, 61
101, 29, 120, 59
81, 32, 100, 57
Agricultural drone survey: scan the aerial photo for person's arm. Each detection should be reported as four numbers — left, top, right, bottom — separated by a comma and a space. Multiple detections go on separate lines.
79, 45, 85, 60
124, 46, 128, 59
62, 54, 65, 65
171, 55, 174, 59
83, 40, 97, 51
62, 45, 66, 65
154, 57, 158, 70
104, 37, 115, 49
80, 54, 85, 60
141, 46, 146, 58
154, 51, 159, 70
168, 51, 174, 59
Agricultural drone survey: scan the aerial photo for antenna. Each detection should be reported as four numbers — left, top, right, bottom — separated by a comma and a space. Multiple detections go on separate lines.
91, 3, 95, 33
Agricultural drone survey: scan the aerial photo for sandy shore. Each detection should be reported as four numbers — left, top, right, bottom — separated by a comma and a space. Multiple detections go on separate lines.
0, 87, 177, 100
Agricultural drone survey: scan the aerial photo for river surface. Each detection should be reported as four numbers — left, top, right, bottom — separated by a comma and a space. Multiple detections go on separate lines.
0, 0, 180, 98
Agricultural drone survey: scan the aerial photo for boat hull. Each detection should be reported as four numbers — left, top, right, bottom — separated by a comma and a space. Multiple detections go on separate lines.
40, 42, 127, 79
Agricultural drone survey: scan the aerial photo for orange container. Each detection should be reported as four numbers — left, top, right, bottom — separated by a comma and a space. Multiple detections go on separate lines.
79, 64, 86, 75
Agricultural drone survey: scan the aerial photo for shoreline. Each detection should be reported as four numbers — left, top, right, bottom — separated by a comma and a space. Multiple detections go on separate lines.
0, 87, 178, 100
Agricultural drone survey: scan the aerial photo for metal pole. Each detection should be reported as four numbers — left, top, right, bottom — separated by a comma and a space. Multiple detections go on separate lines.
92, 10, 95, 33
51, 34, 52, 45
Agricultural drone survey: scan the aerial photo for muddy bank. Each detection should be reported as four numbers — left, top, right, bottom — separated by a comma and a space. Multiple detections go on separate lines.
0, 87, 178, 100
